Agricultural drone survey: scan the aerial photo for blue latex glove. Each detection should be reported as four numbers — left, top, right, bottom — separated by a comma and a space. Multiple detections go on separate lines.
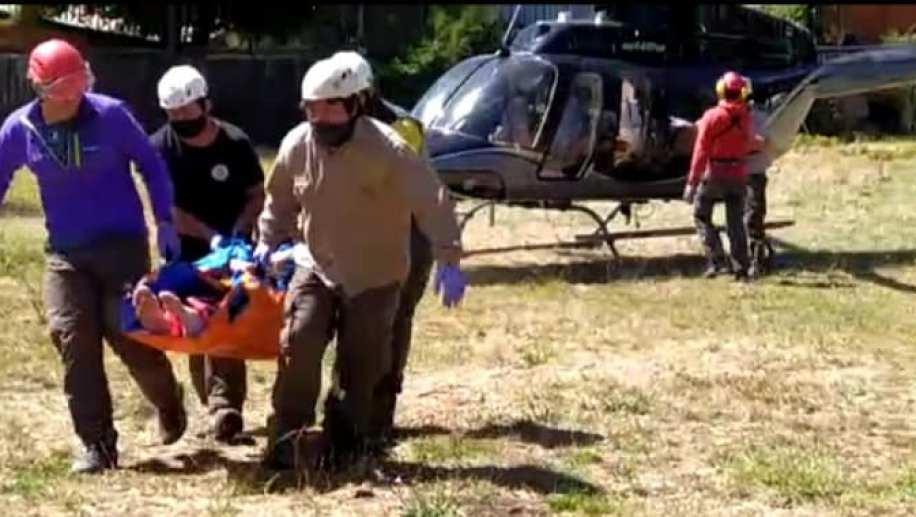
433, 263, 467, 308
157, 221, 181, 263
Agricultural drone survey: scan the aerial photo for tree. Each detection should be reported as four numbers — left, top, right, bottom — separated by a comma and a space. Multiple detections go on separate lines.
376, 5, 503, 107
41, 3, 322, 50
751, 4, 813, 29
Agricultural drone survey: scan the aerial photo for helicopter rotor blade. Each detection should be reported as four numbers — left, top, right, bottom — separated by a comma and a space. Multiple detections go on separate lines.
501, 5, 522, 51
763, 45, 916, 165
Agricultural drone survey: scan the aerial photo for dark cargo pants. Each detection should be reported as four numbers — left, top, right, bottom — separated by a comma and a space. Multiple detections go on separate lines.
188, 355, 246, 416
369, 224, 434, 438
43, 237, 183, 447
693, 178, 750, 273
271, 267, 401, 447
745, 173, 769, 270
178, 237, 247, 418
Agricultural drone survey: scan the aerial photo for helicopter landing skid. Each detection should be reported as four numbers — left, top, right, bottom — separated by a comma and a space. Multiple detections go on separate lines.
457, 200, 630, 259
457, 200, 498, 233
458, 198, 795, 260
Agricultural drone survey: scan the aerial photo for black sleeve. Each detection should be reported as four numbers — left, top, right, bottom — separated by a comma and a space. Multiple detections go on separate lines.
148, 124, 171, 151
236, 138, 265, 190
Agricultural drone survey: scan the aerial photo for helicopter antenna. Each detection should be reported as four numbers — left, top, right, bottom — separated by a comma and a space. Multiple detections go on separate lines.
498, 4, 521, 57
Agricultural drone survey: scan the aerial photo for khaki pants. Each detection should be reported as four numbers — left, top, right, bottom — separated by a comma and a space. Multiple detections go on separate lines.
693, 178, 749, 273
271, 267, 401, 446
43, 237, 183, 446
369, 224, 433, 438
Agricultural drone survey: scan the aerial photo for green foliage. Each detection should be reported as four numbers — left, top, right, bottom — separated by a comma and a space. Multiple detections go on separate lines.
725, 446, 848, 504
402, 486, 465, 517
752, 4, 812, 28
547, 487, 623, 516
42, 4, 320, 47
881, 27, 916, 44
0, 451, 71, 500
376, 6, 503, 108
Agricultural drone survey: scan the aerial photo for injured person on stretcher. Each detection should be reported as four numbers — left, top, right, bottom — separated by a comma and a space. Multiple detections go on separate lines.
133, 285, 217, 338
123, 240, 295, 340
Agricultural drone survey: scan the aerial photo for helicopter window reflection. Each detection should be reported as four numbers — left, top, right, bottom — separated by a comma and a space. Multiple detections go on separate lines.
542, 73, 603, 179
426, 56, 557, 150
413, 55, 492, 127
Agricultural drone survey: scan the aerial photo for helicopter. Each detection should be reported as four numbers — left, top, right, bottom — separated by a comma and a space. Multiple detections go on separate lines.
411, 5, 916, 258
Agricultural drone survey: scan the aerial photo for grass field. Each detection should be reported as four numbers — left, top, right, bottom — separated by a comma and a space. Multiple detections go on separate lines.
1, 136, 915, 516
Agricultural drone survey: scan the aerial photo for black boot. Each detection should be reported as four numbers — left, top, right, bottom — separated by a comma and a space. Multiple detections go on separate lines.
703, 259, 731, 278
317, 403, 368, 472
749, 240, 773, 278
213, 408, 244, 443
158, 384, 188, 445
262, 435, 297, 471
71, 429, 118, 474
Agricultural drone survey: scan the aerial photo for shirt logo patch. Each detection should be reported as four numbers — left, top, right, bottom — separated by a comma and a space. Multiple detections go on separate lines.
211, 164, 230, 182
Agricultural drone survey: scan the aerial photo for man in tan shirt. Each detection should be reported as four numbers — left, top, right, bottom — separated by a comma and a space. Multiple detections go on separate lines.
257, 56, 465, 470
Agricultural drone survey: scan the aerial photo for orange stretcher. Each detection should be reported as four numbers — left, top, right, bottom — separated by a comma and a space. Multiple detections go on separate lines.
126, 273, 285, 360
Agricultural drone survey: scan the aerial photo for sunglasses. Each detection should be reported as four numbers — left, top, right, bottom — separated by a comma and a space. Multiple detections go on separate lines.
32, 63, 96, 100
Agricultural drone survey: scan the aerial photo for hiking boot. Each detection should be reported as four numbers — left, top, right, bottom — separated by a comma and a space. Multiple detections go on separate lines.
703, 263, 730, 278
71, 433, 118, 474
262, 438, 297, 471
315, 430, 370, 473
748, 263, 762, 280
213, 408, 244, 443
366, 436, 395, 460
159, 385, 188, 445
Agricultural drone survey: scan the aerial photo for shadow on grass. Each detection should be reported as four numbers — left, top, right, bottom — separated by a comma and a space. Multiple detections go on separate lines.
464, 237, 916, 293
377, 461, 602, 495
129, 448, 258, 476
129, 417, 606, 496
128, 445, 603, 497
770, 237, 916, 294
395, 420, 603, 449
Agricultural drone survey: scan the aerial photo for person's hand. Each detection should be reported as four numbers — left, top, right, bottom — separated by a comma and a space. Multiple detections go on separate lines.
253, 242, 272, 266
157, 221, 181, 263
683, 184, 697, 204
433, 263, 467, 308
210, 234, 228, 251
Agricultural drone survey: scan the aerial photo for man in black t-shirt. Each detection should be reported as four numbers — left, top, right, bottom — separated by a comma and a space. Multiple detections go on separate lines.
151, 65, 265, 443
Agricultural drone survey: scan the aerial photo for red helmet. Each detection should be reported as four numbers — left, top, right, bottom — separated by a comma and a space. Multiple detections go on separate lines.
28, 39, 93, 101
716, 71, 752, 101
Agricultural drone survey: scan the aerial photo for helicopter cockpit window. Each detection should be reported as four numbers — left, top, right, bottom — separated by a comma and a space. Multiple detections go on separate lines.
540, 73, 603, 179
510, 23, 551, 52
413, 55, 492, 127
424, 56, 558, 151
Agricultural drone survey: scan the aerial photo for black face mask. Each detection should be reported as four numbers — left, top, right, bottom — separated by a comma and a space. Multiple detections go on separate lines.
312, 118, 357, 148
170, 114, 208, 139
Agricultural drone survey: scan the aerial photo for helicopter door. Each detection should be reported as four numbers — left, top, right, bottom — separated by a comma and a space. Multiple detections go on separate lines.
537, 73, 603, 180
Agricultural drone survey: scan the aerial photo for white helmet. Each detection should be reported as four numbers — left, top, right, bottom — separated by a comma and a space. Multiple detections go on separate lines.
158, 65, 208, 110
301, 56, 363, 101
332, 51, 373, 92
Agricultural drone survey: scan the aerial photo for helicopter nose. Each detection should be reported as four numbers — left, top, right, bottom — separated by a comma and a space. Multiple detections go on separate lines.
424, 127, 489, 158
424, 127, 448, 158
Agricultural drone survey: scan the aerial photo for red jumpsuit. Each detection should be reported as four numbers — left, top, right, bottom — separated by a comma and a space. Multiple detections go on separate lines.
688, 100, 756, 187
688, 99, 760, 277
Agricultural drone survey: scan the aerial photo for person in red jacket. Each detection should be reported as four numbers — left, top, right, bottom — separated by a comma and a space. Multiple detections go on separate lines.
683, 71, 763, 281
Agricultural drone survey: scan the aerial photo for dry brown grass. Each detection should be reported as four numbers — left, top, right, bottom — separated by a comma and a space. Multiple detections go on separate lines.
2, 138, 916, 515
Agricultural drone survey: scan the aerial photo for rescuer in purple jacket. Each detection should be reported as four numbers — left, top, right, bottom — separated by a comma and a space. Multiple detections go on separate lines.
0, 39, 187, 474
